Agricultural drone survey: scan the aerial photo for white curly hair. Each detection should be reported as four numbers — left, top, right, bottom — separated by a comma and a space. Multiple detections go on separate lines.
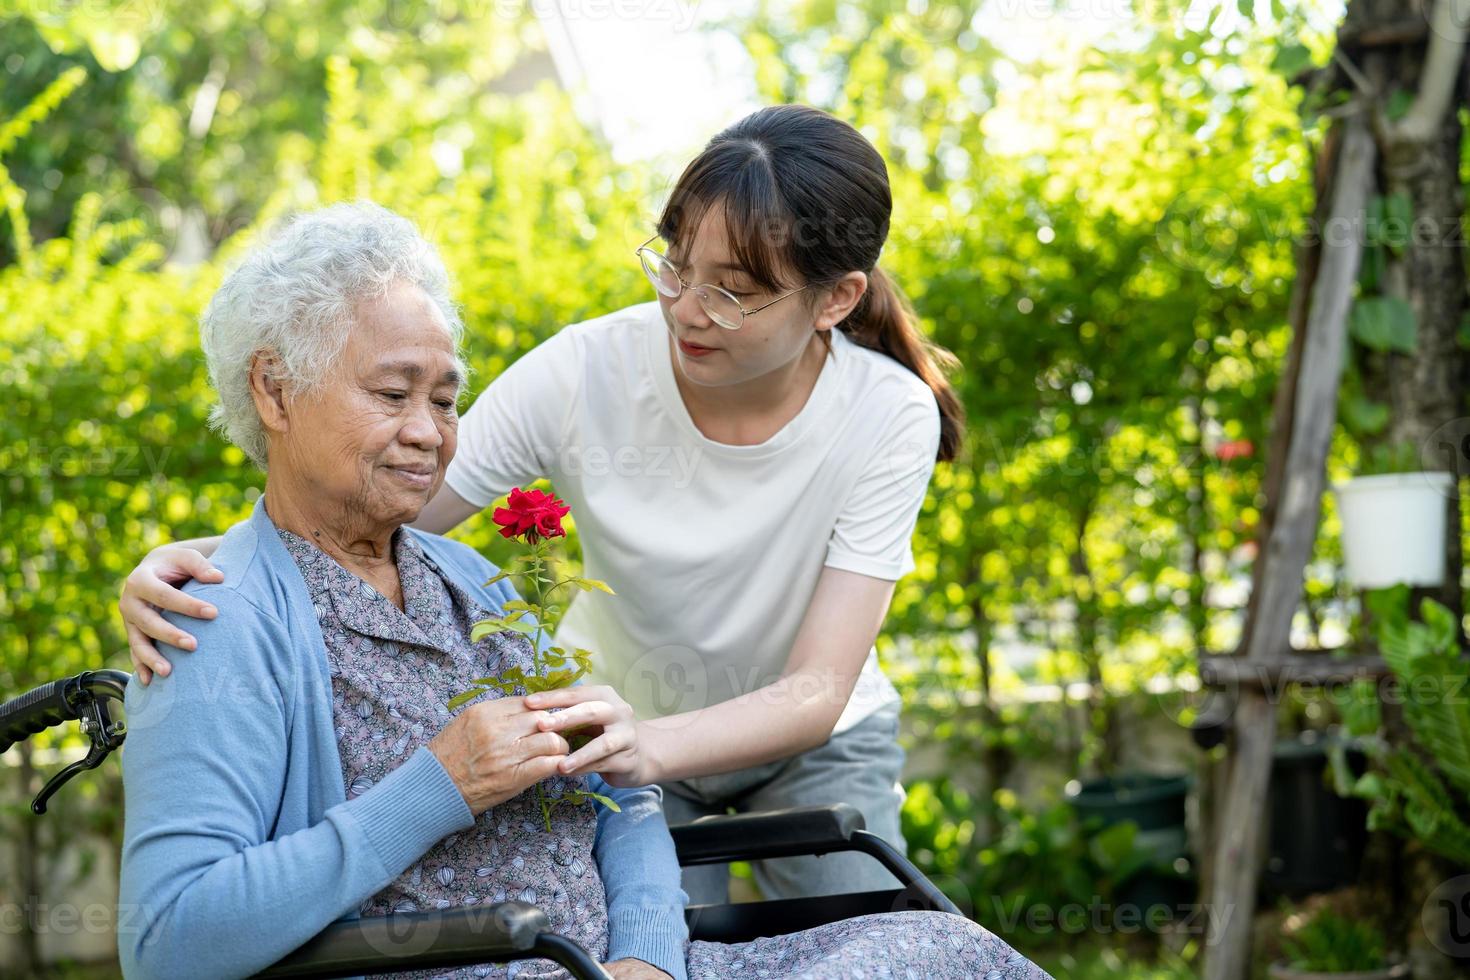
200, 201, 468, 469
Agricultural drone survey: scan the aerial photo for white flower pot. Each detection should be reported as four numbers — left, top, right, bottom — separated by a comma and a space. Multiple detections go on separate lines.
1334, 472, 1454, 589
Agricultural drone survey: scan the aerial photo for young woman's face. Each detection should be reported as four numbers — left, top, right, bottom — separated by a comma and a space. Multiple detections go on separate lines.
657, 207, 823, 389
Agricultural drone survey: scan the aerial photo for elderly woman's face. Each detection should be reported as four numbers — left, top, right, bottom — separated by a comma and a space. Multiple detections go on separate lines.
281, 283, 461, 529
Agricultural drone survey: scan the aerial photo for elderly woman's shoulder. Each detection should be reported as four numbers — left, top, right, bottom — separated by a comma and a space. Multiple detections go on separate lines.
175, 515, 296, 629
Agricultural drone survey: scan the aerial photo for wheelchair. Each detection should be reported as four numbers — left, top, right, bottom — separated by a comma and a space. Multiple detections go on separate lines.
0, 669, 963, 980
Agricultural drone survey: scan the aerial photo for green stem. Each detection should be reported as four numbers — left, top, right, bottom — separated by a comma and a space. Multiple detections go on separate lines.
527, 543, 551, 826
528, 542, 550, 674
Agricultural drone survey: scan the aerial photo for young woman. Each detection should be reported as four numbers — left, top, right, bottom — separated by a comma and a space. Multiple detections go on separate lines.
118, 104, 965, 906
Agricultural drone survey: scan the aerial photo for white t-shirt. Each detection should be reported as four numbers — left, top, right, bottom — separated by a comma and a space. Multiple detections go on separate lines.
445, 301, 940, 736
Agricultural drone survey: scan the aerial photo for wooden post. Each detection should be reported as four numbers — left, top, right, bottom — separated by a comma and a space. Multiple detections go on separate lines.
1202, 114, 1377, 980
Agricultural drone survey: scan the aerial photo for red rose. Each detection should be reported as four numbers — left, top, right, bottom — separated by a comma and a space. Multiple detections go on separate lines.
493, 487, 571, 543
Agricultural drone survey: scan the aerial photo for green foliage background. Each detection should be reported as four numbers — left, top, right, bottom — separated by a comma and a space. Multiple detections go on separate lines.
0, 0, 1399, 969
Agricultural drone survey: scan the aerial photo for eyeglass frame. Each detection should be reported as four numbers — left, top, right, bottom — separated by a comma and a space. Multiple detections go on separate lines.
636, 234, 812, 330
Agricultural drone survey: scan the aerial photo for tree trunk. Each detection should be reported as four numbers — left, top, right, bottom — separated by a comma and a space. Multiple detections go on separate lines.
969, 583, 1014, 843
1356, 3, 1469, 975
1069, 495, 1118, 774
16, 741, 40, 976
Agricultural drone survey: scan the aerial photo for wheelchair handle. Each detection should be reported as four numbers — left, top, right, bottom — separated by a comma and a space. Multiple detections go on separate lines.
0, 669, 130, 813
0, 669, 128, 751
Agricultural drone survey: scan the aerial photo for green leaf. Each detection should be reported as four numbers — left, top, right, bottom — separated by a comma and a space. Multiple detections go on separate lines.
1333, 678, 1382, 737
469, 619, 518, 642
1270, 42, 1313, 78
1341, 392, 1390, 436
1087, 820, 1131, 864
1350, 295, 1418, 353
583, 790, 621, 812
1380, 618, 1434, 673
1421, 598, 1461, 654
483, 618, 539, 637
448, 688, 486, 710
525, 668, 577, 693
87, 29, 142, 72
570, 577, 616, 595
1382, 192, 1412, 256
501, 599, 534, 613
472, 667, 526, 687
1366, 585, 1411, 629
1386, 89, 1415, 121
1357, 242, 1383, 293
1352, 771, 1387, 800
483, 570, 513, 587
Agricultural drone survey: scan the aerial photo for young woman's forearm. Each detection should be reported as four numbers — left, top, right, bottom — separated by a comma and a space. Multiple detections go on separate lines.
638, 668, 855, 783
410, 484, 481, 534
637, 567, 896, 783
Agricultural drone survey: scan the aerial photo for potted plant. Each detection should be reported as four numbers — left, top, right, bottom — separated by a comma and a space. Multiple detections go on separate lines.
1065, 772, 1194, 915
1333, 440, 1453, 590
1330, 588, 1469, 965
1269, 907, 1407, 979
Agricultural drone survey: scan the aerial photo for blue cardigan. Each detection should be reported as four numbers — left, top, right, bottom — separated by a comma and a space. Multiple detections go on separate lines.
117, 496, 690, 979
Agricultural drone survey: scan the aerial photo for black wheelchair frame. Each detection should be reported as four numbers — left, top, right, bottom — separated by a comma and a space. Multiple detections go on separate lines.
0, 669, 962, 980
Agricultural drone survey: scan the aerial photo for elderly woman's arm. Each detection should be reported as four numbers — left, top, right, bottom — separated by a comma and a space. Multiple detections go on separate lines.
118, 587, 476, 979
587, 775, 690, 980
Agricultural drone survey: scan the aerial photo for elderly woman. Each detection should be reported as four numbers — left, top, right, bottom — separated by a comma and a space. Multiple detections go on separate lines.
117, 203, 1048, 980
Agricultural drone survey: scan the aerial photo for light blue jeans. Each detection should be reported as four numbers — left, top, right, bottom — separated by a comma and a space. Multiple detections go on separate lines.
656, 701, 908, 904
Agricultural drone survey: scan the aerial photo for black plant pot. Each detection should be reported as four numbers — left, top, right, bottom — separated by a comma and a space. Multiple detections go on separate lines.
1067, 773, 1195, 916
1262, 732, 1369, 899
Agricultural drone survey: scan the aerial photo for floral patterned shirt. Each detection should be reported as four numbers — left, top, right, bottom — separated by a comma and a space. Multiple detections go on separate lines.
276, 525, 608, 979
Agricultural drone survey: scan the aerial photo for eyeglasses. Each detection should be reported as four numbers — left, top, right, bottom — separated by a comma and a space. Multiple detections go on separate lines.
636, 235, 809, 330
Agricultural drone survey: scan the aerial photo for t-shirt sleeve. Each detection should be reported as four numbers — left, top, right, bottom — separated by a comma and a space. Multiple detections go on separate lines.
443, 326, 583, 508
823, 392, 942, 581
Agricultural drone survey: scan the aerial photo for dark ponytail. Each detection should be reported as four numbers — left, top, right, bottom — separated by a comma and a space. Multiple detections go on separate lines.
833, 267, 964, 462
657, 104, 966, 462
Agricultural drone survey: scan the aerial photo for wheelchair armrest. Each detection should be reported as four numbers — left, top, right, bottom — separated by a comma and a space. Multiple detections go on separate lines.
669, 802, 963, 918
670, 802, 865, 866
251, 902, 611, 980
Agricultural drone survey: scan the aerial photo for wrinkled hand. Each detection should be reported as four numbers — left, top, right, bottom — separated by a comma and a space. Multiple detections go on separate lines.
522, 684, 649, 787
120, 545, 225, 684
602, 958, 673, 980
428, 697, 570, 815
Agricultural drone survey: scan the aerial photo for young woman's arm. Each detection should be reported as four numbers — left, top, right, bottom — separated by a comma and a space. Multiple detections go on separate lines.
119, 484, 482, 684
119, 539, 225, 683
531, 386, 941, 786
408, 483, 481, 534
529, 565, 897, 786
